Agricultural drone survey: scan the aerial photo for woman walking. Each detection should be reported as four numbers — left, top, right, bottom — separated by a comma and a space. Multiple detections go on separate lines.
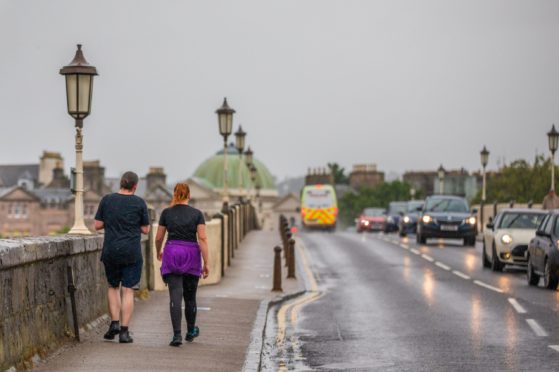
156, 183, 209, 347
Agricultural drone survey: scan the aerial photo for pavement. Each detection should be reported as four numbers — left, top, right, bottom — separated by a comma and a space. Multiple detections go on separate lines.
33, 230, 302, 372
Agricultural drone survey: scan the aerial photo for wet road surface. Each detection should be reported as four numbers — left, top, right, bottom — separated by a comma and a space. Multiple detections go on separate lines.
276, 231, 559, 371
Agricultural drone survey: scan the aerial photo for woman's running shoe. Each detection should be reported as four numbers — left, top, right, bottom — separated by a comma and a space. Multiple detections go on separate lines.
169, 334, 182, 347
185, 326, 199, 342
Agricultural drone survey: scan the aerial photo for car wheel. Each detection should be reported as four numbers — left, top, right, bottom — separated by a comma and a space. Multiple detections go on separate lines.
491, 242, 504, 272
399, 231, 406, 237
464, 237, 475, 247
482, 241, 491, 268
419, 234, 427, 244
527, 255, 540, 286
544, 258, 558, 290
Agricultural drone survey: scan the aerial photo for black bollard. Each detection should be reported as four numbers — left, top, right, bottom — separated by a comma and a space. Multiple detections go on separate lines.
272, 246, 283, 292
287, 238, 296, 279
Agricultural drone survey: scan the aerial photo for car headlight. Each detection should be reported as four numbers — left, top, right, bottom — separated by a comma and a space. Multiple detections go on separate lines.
501, 234, 513, 245
363, 220, 369, 226
422, 215, 433, 224
465, 217, 476, 226
403, 216, 410, 224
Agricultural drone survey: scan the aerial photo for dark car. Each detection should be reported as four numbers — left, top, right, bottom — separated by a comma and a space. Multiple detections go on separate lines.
527, 210, 559, 290
356, 208, 387, 233
416, 195, 477, 246
399, 200, 425, 237
385, 201, 408, 233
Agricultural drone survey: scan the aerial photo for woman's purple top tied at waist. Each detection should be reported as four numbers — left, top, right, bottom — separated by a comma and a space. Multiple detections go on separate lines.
161, 240, 202, 277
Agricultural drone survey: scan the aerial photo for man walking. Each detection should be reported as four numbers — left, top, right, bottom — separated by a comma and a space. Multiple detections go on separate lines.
94, 171, 150, 343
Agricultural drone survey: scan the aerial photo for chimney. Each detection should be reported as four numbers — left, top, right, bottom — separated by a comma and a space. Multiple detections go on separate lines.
39, 151, 63, 186
83, 160, 105, 195
47, 161, 70, 189
146, 167, 166, 191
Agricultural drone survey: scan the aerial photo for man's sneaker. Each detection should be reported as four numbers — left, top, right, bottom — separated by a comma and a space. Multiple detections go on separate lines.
103, 324, 120, 340
169, 334, 182, 347
185, 326, 199, 342
119, 329, 134, 344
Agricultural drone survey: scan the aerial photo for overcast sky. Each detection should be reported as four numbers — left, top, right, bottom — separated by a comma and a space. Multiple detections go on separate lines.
1, 1, 558, 183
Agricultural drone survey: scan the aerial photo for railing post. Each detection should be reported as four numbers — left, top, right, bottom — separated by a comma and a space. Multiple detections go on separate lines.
287, 238, 296, 279
285, 231, 292, 267
213, 213, 225, 277
509, 200, 515, 208
528, 200, 533, 209
272, 246, 283, 292
493, 201, 498, 218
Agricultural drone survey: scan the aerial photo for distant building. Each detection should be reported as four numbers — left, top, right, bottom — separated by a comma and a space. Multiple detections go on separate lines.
0, 152, 167, 238
403, 168, 479, 201
435, 168, 479, 201
349, 164, 384, 191
403, 171, 437, 197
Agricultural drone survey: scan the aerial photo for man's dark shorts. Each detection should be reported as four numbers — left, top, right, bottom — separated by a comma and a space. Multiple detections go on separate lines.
103, 260, 143, 288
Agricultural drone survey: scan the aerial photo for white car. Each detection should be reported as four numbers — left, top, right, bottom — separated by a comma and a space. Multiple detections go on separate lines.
482, 208, 547, 272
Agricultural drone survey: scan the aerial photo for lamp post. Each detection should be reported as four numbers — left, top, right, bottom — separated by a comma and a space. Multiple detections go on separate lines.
548, 125, 559, 191
215, 98, 235, 212
235, 125, 246, 202
60, 44, 97, 235
250, 163, 257, 203
480, 146, 490, 232
437, 165, 445, 195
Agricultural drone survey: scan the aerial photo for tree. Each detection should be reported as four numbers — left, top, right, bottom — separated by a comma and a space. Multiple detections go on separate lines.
327, 163, 349, 185
338, 180, 412, 226
472, 155, 556, 204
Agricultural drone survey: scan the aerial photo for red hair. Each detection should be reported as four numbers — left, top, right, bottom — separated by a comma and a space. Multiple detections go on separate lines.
171, 183, 190, 206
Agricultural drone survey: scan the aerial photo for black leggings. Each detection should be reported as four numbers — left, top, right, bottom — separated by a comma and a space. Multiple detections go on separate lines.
166, 274, 199, 334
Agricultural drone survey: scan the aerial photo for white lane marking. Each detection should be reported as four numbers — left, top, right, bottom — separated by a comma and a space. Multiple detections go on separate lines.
526, 319, 548, 337
198, 307, 212, 311
473, 280, 504, 293
452, 270, 471, 280
508, 298, 527, 314
549, 345, 559, 353
421, 254, 434, 262
435, 261, 451, 271
399, 244, 409, 250
410, 248, 421, 255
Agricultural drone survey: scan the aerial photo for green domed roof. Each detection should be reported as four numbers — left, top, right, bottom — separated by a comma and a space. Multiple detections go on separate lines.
192, 145, 276, 190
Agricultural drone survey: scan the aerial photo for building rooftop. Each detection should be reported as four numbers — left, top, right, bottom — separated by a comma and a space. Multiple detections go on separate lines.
0, 164, 39, 187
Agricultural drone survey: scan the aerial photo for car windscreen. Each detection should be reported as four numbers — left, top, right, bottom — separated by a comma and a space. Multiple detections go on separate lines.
363, 208, 384, 216
498, 212, 546, 229
407, 201, 424, 212
425, 198, 469, 213
303, 189, 335, 208
388, 203, 407, 215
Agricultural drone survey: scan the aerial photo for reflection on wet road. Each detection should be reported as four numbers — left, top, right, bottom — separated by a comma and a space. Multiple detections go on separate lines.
287, 231, 559, 371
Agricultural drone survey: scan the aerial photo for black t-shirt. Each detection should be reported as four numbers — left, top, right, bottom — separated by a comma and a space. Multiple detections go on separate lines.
159, 204, 205, 242
95, 193, 150, 264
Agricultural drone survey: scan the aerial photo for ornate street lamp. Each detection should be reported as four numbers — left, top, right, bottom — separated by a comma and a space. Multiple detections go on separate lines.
480, 146, 489, 202
235, 125, 246, 201
249, 164, 257, 202
215, 98, 235, 211
244, 146, 253, 167
437, 164, 445, 195
60, 44, 98, 235
479, 146, 490, 232
548, 125, 559, 191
